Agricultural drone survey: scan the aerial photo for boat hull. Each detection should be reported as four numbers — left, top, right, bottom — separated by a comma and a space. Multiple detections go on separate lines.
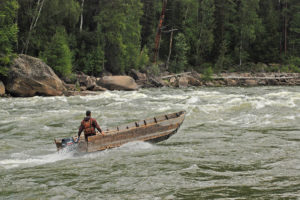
55, 111, 185, 153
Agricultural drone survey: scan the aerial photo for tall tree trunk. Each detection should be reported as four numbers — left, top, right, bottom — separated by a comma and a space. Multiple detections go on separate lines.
80, 0, 85, 33
153, 0, 167, 63
284, 0, 288, 55
166, 29, 175, 70
240, 31, 243, 67
22, 0, 46, 54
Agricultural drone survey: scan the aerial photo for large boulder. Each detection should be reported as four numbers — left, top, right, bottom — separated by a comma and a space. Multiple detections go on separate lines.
0, 81, 5, 95
97, 76, 138, 91
245, 79, 258, 86
6, 54, 66, 97
178, 76, 189, 87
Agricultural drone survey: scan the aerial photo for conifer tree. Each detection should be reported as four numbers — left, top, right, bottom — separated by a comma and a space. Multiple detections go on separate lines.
0, 0, 18, 76
170, 33, 189, 73
95, 0, 143, 74
236, 0, 262, 68
41, 28, 72, 77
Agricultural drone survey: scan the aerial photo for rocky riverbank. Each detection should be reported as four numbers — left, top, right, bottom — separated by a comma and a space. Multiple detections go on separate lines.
1, 54, 300, 97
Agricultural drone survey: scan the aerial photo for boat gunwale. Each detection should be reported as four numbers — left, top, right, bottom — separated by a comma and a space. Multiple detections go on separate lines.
54, 110, 186, 149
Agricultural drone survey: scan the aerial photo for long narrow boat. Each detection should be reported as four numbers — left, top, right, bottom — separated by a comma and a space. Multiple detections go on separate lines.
54, 111, 186, 153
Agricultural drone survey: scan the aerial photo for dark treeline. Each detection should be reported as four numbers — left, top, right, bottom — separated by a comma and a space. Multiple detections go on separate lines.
0, 0, 300, 79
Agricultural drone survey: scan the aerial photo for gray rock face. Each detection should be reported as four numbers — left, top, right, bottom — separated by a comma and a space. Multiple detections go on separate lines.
97, 76, 138, 91
0, 81, 5, 95
244, 79, 258, 86
6, 54, 66, 97
178, 77, 189, 87
92, 85, 107, 91
77, 74, 97, 90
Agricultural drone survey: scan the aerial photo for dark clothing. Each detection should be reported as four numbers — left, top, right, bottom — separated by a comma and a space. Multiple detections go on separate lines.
78, 116, 102, 141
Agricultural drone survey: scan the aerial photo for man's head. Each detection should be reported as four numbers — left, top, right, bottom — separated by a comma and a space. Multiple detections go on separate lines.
86, 110, 91, 116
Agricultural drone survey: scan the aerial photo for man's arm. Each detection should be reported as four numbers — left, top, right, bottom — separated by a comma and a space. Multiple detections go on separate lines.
77, 123, 84, 142
93, 119, 104, 135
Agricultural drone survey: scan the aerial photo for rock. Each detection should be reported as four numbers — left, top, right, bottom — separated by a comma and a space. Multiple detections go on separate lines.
258, 80, 267, 85
0, 81, 5, 96
267, 79, 279, 85
6, 54, 66, 97
191, 71, 202, 79
187, 76, 202, 86
80, 86, 87, 91
92, 85, 106, 91
129, 69, 147, 81
64, 83, 76, 91
178, 77, 189, 87
77, 74, 97, 90
97, 76, 138, 91
169, 77, 177, 87
149, 77, 165, 87
226, 79, 238, 86
245, 79, 258, 86
205, 81, 215, 87
129, 69, 148, 87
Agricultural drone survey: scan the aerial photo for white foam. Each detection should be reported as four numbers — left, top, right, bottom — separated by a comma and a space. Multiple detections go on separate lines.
0, 151, 74, 169
186, 96, 199, 104
284, 116, 296, 120
155, 106, 171, 112
118, 141, 154, 151
182, 164, 199, 171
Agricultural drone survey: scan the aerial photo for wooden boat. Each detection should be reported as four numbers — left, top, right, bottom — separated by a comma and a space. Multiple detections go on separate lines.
54, 111, 186, 153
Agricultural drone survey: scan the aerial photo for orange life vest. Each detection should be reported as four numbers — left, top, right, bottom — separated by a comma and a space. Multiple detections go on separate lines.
83, 119, 95, 135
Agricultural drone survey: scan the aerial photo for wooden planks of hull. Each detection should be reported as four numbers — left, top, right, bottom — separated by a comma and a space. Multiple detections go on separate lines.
55, 111, 186, 152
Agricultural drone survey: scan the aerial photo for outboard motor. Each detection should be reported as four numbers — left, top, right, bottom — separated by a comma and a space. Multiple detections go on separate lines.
61, 137, 75, 148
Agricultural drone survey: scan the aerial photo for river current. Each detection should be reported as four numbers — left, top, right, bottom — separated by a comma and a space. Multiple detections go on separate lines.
0, 87, 300, 199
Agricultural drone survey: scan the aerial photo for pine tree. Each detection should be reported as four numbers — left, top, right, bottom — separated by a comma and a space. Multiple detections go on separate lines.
95, 0, 143, 74
182, 0, 215, 69
213, 0, 237, 70
0, 0, 18, 76
289, 0, 300, 57
41, 28, 72, 77
236, 0, 263, 68
170, 33, 189, 73
251, 0, 281, 63
17, 0, 80, 57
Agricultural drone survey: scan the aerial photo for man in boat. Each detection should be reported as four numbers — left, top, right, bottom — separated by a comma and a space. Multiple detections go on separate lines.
76, 110, 104, 142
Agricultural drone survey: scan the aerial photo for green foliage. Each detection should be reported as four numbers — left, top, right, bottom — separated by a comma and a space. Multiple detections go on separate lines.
0, 0, 18, 76
280, 56, 300, 72
41, 28, 72, 77
17, 0, 80, 56
236, 0, 263, 66
82, 46, 105, 76
170, 33, 189, 73
202, 66, 214, 81
94, 0, 143, 74
288, 56, 300, 67
5, 0, 300, 76
136, 47, 150, 71
148, 64, 160, 76
181, 0, 215, 67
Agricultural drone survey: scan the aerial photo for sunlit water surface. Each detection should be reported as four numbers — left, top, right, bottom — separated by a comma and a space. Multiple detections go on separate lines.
0, 87, 300, 199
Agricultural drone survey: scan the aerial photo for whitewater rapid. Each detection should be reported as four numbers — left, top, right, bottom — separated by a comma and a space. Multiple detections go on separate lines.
0, 87, 300, 199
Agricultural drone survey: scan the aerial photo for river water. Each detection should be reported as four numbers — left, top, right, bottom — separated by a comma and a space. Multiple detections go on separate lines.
0, 87, 300, 199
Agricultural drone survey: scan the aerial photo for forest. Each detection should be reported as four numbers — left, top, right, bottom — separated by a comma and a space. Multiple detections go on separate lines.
0, 0, 300, 79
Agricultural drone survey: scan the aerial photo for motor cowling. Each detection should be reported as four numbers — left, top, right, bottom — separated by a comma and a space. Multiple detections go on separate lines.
61, 137, 75, 148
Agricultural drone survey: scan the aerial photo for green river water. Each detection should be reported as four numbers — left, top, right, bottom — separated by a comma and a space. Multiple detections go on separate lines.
0, 87, 300, 199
